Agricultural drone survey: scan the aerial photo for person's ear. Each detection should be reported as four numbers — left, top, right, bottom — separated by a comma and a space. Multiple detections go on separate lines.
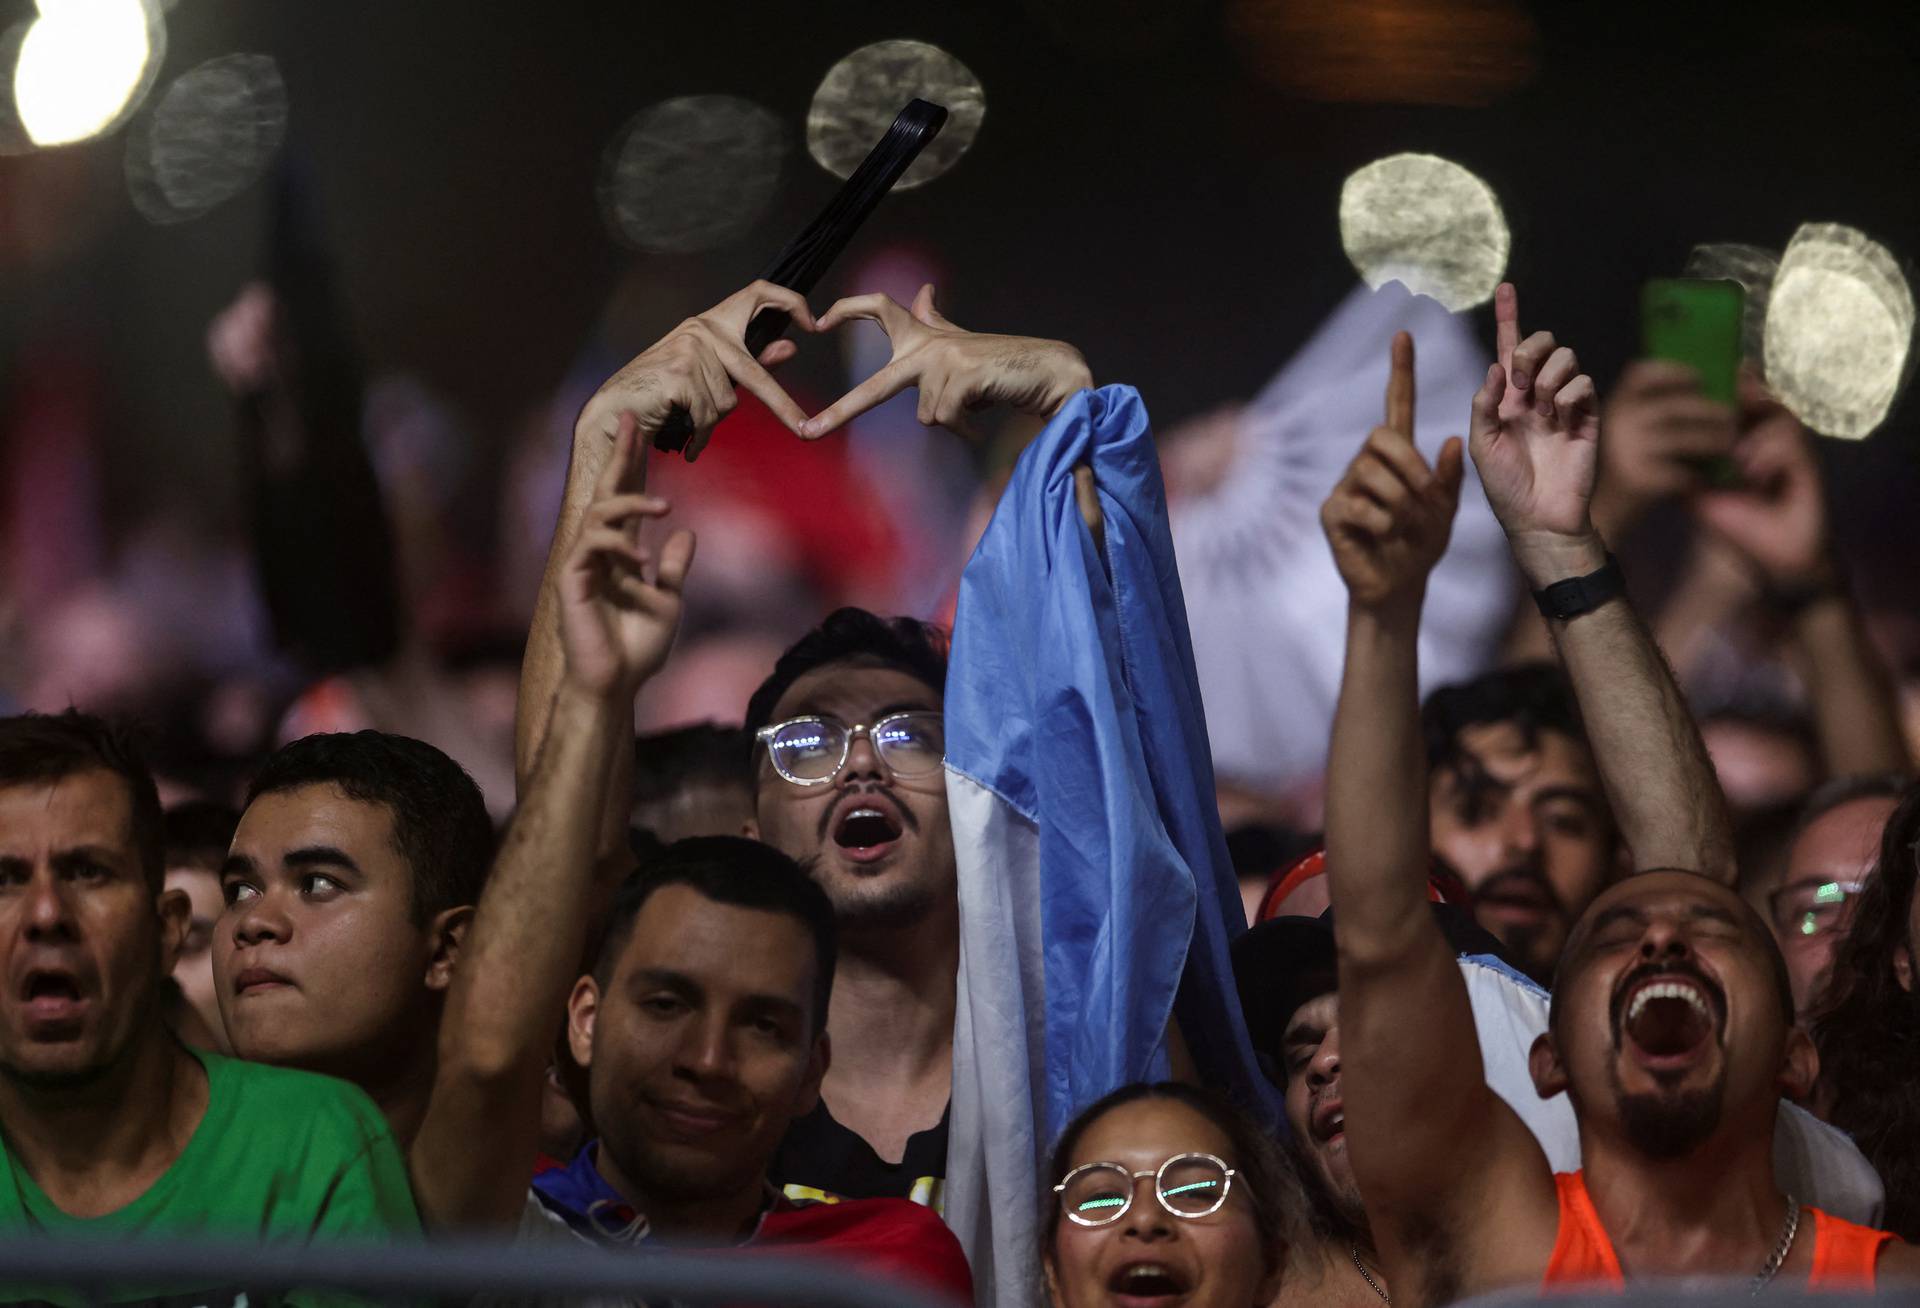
1779, 1024, 1820, 1101
567, 975, 600, 1070
156, 887, 191, 973
1895, 943, 1914, 993
1529, 1031, 1570, 1099
741, 817, 759, 839
423, 905, 474, 991
1041, 1249, 1065, 1308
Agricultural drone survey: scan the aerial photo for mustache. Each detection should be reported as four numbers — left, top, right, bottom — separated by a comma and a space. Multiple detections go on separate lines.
814, 785, 920, 845
1472, 863, 1566, 912
1609, 958, 1727, 1047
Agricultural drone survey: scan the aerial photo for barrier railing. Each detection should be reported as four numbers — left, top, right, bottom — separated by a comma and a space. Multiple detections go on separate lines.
0, 1235, 970, 1308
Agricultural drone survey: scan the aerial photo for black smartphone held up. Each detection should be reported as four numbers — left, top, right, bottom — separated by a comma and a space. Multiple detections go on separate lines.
1641, 277, 1745, 486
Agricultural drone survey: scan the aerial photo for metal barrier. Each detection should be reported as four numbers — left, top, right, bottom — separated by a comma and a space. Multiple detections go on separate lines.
0, 1235, 970, 1308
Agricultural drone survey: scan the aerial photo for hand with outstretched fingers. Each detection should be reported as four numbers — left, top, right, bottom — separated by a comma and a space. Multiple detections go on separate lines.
1322, 331, 1466, 614
557, 415, 695, 701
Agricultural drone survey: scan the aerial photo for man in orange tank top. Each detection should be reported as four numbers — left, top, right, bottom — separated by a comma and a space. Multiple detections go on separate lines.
1314, 286, 1917, 1303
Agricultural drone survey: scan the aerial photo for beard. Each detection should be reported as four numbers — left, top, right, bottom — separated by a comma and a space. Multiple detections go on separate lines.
1611, 1071, 1726, 1160
823, 872, 941, 931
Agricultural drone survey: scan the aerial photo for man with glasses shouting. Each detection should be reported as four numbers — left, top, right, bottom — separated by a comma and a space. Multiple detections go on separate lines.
515, 280, 1099, 1210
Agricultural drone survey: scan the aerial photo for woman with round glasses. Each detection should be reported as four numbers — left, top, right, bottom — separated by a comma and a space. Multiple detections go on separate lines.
1042, 1083, 1304, 1308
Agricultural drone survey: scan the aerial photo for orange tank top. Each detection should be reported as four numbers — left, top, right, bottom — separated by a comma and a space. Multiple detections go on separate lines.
1543, 1170, 1895, 1293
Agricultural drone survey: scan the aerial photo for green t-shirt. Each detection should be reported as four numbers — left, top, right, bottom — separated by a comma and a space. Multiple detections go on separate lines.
0, 1047, 420, 1306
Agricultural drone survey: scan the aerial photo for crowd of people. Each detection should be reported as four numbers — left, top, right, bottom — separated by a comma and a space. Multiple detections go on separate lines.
4, 265, 1920, 1308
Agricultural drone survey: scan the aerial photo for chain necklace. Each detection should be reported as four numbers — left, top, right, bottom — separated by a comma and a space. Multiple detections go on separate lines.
1350, 1246, 1390, 1305
1347, 1193, 1797, 1304
1750, 1194, 1800, 1296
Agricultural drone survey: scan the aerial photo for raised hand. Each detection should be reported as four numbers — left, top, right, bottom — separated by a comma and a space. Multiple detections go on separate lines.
797, 284, 1092, 440
1591, 361, 1739, 543
1322, 332, 1465, 612
1467, 283, 1603, 579
557, 415, 694, 700
1693, 371, 1833, 588
575, 280, 815, 462
207, 282, 281, 398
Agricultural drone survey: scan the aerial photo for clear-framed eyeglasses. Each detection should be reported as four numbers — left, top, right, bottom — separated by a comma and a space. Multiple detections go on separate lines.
1767, 878, 1867, 939
754, 712, 945, 788
1054, 1152, 1240, 1227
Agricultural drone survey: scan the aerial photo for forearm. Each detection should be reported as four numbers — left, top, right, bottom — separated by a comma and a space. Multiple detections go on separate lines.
1326, 600, 1444, 967
1521, 533, 1735, 880
418, 681, 623, 1226
1790, 592, 1912, 776
515, 432, 637, 858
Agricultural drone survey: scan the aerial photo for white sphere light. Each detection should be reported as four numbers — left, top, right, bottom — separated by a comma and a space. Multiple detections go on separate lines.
1339, 153, 1510, 311
807, 40, 985, 191
1763, 223, 1914, 441
13, 0, 162, 147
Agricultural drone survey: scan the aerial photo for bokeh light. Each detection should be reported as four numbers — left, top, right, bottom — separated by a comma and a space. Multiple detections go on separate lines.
1684, 242, 1779, 364
1228, 0, 1535, 107
807, 40, 984, 190
125, 54, 287, 225
598, 95, 788, 255
1338, 153, 1509, 311
12, 0, 164, 147
1764, 223, 1914, 441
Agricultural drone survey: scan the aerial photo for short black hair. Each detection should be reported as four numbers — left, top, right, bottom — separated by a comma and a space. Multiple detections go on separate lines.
591, 836, 837, 1035
1422, 661, 1588, 772
1043, 1083, 1304, 1283
0, 711, 164, 890
246, 732, 493, 925
632, 723, 751, 804
1795, 773, 1911, 842
744, 608, 948, 737
163, 799, 241, 877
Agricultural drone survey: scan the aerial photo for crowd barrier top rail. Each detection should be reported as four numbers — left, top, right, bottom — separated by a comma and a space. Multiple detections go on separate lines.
0, 1234, 970, 1308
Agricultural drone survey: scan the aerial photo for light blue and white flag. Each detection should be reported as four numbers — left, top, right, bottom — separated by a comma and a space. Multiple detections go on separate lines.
942, 385, 1274, 1308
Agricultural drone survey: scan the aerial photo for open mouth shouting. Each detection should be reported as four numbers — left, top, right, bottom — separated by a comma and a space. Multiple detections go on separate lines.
1105, 1259, 1193, 1308
1611, 965, 1726, 1074
1310, 1096, 1345, 1149
18, 965, 89, 1033
828, 792, 908, 865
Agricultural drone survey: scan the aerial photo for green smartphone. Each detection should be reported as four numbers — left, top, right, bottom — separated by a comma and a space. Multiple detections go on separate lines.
1641, 277, 1744, 484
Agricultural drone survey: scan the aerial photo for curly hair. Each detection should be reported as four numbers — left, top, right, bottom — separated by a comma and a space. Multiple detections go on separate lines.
1809, 779, 1920, 1240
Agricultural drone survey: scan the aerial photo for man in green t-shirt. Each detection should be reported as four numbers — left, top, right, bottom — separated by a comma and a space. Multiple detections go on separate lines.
0, 711, 420, 1304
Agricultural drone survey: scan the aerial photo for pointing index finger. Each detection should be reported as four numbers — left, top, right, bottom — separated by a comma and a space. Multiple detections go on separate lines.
1386, 331, 1416, 436
1494, 282, 1520, 373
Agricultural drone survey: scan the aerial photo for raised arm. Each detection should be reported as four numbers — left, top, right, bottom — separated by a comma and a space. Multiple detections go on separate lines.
514, 282, 814, 867
415, 421, 694, 1228
1322, 334, 1554, 1292
1473, 285, 1735, 881
1694, 374, 1912, 778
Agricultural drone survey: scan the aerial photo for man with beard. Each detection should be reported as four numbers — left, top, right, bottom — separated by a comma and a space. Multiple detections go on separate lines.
0, 711, 418, 1298
1422, 663, 1620, 983
1322, 293, 1914, 1298
515, 280, 1098, 1206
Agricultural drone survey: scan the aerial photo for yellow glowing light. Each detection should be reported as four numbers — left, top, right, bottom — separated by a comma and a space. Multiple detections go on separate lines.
13, 0, 163, 147
1338, 153, 1510, 311
807, 40, 984, 190
1763, 223, 1915, 441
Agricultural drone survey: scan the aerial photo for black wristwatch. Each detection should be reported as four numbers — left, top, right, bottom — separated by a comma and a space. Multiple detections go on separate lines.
1531, 553, 1626, 621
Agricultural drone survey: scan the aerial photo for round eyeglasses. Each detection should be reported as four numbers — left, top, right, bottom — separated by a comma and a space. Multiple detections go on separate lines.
755, 712, 945, 787
1767, 878, 1866, 939
1054, 1152, 1239, 1227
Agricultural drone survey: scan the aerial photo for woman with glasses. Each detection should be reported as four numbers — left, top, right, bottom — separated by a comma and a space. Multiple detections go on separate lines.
1812, 780, 1920, 1242
1042, 1083, 1304, 1308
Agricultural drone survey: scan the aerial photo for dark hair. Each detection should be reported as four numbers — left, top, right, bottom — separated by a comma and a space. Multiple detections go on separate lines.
744, 608, 948, 737
1794, 773, 1911, 844
1421, 662, 1588, 772
163, 800, 241, 877
591, 836, 837, 1035
1810, 780, 1920, 1240
246, 732, 493, 925
633, 723, 752, 804
0, 711, 164, 890
1043, 1082, 1303, 1284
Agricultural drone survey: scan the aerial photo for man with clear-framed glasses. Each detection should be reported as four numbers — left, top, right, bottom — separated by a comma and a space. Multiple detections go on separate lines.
1766, 775, 1904, 1016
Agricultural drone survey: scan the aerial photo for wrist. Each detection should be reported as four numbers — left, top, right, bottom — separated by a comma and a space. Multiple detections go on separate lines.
1349, 592, 1425, 635
554, 672, 640, 718
1508, 529, 1609, 588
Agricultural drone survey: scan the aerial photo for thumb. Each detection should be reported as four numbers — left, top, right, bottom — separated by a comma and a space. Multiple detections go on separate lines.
654, 528, 697, 594
912, 283, 957, 330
